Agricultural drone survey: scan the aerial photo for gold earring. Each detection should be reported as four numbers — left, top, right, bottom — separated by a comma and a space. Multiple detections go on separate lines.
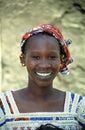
61, 54, 65, 62
20, 54, 23, 58
21, 63, 25, 67
59, 64, 62, 69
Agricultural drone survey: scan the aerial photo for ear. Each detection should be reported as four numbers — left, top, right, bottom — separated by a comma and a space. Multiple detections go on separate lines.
19, 53, 26, 66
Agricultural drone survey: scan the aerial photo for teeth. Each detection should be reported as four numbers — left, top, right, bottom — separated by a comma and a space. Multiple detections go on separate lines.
36, 72, 51, 77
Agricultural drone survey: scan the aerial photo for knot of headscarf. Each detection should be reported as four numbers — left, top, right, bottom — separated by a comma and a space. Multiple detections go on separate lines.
20, 23, 73, 75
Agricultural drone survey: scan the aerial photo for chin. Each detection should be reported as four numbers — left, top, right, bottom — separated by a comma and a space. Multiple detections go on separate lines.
35, 79, 53, 88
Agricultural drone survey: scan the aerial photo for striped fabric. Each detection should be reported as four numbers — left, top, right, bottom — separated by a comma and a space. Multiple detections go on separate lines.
0, 91, 85, 130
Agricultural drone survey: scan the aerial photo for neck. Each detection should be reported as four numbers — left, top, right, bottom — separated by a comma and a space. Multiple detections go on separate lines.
26, 80, 54, 101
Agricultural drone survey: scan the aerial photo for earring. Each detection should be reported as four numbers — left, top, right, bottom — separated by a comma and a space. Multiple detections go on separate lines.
20, 54, 23, 58
19, 54, 25, 67
61, 54, 65, 62
59, 63, 62, 69
21, 63, 25, 67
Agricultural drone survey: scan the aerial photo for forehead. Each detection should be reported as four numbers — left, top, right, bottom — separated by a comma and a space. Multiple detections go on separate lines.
27, 34, 60, 51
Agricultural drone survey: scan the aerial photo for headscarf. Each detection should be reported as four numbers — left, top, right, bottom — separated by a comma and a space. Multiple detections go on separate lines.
20, 23, 73, 75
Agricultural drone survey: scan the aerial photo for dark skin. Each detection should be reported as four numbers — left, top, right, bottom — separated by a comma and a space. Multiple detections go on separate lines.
12, 35, 65, 113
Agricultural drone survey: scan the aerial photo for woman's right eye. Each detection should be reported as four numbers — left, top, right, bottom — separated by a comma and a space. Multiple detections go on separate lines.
33, 56, 40, 60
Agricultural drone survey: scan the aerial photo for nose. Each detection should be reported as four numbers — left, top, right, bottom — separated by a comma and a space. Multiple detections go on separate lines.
39, 58, 51, 68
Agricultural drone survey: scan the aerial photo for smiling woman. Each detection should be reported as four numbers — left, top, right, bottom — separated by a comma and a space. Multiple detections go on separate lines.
21, 33, 61, 87
0, 23, 85, 130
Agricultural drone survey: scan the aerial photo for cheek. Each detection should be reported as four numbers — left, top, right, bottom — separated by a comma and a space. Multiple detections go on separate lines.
25, 59, 37, 70
52, 58, 61, 64
51, 60, 61, 70
52, 64, 60, 70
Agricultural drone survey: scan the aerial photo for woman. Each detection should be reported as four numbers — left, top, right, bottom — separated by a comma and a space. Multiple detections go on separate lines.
0, 23, 85, 130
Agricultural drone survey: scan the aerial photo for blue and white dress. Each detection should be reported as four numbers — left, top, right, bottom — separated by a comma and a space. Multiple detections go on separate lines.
0, 91, 85, 130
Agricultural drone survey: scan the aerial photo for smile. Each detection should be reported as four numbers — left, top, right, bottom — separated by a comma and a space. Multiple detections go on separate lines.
35, 71, 53, 80
36, 72, 52, 76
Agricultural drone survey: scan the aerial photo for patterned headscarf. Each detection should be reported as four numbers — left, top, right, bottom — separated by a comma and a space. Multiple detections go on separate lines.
20, 23, 73, 75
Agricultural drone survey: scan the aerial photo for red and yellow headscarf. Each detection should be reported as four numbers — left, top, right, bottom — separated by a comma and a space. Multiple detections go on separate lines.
20, 23, 73, 75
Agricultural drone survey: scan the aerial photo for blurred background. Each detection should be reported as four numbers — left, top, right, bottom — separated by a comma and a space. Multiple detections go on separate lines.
0, 0, 85, 95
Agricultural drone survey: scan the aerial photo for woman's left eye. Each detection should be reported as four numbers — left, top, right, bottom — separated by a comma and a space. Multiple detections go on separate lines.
49, 56, 56, 59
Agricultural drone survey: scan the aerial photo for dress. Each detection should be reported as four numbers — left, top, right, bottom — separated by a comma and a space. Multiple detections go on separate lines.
0, 91, 85, 130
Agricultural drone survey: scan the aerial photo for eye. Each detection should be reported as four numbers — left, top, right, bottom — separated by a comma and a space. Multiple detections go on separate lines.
49, 56, 57, 60
33, 56, 40, 60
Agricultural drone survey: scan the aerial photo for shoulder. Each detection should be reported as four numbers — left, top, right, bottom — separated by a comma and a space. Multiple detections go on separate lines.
72, 92, 85, 110
70, 92, 85, 123
0, 92, 5, 106
67, 91, 85, 105
0, 91, 13, 116
76, 93, 85, 121
0, 92, 6, 117
69, 92, 85, 110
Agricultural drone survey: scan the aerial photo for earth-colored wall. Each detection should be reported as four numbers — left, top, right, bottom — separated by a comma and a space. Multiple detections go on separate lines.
0, 0, 85, 95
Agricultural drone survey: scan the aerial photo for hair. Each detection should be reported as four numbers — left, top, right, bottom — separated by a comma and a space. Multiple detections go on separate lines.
35, 124, 63, 130
35, 124, 85, 130
82, 125, 85, 130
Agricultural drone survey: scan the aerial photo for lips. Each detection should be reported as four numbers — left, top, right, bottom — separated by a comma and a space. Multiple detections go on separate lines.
34, 71, 54, 80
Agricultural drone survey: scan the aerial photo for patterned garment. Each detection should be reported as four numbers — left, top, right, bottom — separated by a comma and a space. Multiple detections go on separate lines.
0, 91, 85, 130
20, 23, 73, 75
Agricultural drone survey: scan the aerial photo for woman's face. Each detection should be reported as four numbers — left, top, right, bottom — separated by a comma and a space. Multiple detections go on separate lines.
21, 35, 61, 87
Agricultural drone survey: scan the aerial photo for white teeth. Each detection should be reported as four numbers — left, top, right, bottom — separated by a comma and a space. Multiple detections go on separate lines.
36, 72, 51, 77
